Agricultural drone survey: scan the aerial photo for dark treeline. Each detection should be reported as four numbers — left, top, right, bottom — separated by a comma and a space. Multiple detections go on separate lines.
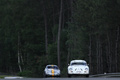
0, 0, 120, 77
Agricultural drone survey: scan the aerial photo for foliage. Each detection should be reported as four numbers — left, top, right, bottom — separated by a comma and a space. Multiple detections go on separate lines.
0, 0, 120, 77
17, 70, 33, 77
68, 0, 120, 74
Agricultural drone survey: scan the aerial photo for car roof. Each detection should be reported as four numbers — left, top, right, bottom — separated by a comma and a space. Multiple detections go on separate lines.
70, 60, 86, 63
46, 65, 57, 67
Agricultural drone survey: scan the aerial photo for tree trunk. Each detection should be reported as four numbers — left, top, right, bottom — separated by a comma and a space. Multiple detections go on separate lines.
99, 38, 103, 73
70, 0, 73, 22
115, 26, 119, 72
107, 32, 112, 72
44, 17, 48, 55
57, 0, 63, 69
96, 35, 103, 74
42, 0, 48, 55
100, 44, 103, 73
18, 32, 22, 72
67, 51, 70, 65
67, 0, 73, 65
96, 36, 99, 73
52, 0, 56, 42
89, 28, 92, 74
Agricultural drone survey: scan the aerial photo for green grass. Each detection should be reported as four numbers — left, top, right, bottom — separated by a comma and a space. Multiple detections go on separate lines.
0, 75, 7, 78
0, 75, 24, 79
0, 75, 13, 79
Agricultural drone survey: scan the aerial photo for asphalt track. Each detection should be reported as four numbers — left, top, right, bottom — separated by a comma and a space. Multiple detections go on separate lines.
1, 77, 120, 80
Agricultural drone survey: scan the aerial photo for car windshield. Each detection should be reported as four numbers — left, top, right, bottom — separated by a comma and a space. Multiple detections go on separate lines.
47, 66, 58, 69
71, 62, 87, 66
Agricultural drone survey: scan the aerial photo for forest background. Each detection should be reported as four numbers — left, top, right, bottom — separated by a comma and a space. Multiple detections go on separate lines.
0, 0, 120, 77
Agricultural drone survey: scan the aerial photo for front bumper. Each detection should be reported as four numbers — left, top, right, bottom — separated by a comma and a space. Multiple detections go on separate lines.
68, 70, 89, 75
68, 74, 89, 77
45, 73, 60, 77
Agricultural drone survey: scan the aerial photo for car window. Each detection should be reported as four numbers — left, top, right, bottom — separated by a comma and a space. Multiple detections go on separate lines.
47, 66, 59, 69
71, 62, 87, 66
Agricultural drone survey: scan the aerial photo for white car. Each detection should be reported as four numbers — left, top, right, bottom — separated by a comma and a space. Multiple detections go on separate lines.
68, 60, 89, 77
44, 65, 60, 77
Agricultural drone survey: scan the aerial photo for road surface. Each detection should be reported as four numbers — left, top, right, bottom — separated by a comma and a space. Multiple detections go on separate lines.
1, 78, 120, 80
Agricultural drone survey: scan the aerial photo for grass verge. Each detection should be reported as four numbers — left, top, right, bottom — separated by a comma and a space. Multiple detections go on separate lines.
0, 75, 10, 78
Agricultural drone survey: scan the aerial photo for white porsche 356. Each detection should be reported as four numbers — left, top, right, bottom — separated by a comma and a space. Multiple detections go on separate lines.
68, 60, 89, 77
44, 65, 60, 77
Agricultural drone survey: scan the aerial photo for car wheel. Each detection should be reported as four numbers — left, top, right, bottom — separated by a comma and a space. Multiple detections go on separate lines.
68, 74, 71, 78
43, 72, 47, 77
86, 74, 89, 77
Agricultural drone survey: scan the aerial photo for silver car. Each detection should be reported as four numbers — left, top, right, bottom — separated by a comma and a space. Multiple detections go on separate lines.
68, 60, 89, 77
44, 65, 60, 77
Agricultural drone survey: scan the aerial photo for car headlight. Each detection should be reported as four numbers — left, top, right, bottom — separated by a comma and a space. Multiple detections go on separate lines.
46, 70, 51, 74
85, 68, 88, 71
85, 68, 89, 73
58, 70, 60, 74
69, 68, 73, 71
56, 70, 60, 73
58, 70, 60, 73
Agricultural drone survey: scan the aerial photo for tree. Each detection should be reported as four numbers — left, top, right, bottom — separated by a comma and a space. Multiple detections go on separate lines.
57, 0, 63, 69
41, 0, 48, 55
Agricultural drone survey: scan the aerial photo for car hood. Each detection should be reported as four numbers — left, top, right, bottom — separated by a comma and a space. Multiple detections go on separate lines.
68, 65, 89, 69
47, 69, 60, 72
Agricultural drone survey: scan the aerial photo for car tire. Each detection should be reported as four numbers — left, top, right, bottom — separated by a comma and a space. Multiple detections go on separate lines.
43, 72, 47, 78
68, 74, 71, 78
86, 74, 89, 77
